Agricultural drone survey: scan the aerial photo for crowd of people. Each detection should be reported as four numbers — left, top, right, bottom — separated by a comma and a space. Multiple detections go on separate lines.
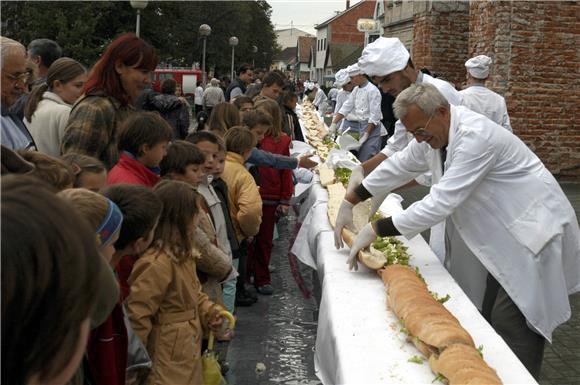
1, 29, 578, 385
1, 32, 317, 385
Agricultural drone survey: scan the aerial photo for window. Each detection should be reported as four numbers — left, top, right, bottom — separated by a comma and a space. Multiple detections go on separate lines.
159, 73, 174, 80
324, 38, 327, 50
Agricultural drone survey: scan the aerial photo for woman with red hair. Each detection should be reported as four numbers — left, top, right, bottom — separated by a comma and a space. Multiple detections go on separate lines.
61, 33, 158, 169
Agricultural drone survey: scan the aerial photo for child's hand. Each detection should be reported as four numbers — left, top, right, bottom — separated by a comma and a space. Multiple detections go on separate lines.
209, 310, 235, 341
277, 204, 290, 217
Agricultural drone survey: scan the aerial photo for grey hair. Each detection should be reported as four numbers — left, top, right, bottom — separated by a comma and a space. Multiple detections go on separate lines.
393, 83, 450, 120
210, 78, 220, 87
1, 37, 26, 70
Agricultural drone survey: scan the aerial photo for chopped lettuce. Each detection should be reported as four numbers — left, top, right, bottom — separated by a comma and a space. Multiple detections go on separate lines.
408, 355, 424, 364
371, 236, 410, 266
430, 291, 451, 304
335, 167, 352, 187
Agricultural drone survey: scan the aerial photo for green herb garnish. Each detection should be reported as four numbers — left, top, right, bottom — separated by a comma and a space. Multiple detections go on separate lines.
334, 167, 352, 187
432, 373, 446, 383
430, 291, 451, 304
408, 355, 424, 364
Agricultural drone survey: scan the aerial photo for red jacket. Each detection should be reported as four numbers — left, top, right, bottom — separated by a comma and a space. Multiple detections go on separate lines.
107, 153, 160, 187
258, 134, 294, 203
87, 297, 127, 385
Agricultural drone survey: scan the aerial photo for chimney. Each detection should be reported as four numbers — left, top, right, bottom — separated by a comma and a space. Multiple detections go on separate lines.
346, 0, 350, 9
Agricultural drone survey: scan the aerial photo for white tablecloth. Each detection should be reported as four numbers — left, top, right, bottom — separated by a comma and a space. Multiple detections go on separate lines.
290, 185, 537, 385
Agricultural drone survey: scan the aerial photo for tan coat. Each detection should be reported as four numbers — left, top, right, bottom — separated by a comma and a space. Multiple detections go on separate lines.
194, 213, 232, 307
220, 152, 263, 242
127, 246, 224, 385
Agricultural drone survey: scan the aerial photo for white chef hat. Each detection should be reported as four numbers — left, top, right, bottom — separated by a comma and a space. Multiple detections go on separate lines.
358, 37, 410, 77
334, 68, 351, 87
346, 63, 362, 77
465, 55, 492, 79
305, 81, 315, 91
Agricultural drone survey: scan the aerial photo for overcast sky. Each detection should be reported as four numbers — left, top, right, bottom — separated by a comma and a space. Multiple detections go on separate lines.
268, 0, 363, 35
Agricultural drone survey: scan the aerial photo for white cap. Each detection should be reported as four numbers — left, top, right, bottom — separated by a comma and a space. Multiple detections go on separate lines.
358, 37, 410, 77
334, 68, 350, 87
346, 63, 362, 77
305, 81, 315, 91
465, 55, 492, 79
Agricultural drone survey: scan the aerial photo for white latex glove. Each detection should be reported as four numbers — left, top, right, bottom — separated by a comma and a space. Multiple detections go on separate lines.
345, 164, 364, 195
347, 222, 377, 271
359, 132, 369, 145
334, 200, 355, 249
329, 122, 338, 134
369, 190, 389, 220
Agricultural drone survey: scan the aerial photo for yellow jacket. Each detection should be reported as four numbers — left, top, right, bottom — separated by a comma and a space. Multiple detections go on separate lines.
221, 152, 262, 242
127, 245, 223, 385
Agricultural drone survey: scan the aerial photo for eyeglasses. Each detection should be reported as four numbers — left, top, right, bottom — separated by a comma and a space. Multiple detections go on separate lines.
4, 71, 31, 84
411, 115, 434, 139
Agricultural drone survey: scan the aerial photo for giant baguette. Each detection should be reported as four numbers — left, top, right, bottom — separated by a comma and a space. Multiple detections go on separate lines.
380, 265, 502, 384
341, 228, 388, 270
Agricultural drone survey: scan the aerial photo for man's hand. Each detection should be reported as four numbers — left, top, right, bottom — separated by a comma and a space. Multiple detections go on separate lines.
329, 122, 338, 134
346, 165, 364, 195
347, 223, 377, 271
359, 132, 369, 145
334, 200, 355, 249
298, 154, 317, 169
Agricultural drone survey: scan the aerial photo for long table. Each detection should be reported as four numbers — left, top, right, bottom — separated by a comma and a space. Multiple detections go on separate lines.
290, 183, 537, 385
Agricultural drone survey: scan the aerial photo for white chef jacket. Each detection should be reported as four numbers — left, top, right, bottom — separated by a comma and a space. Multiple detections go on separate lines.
313, 88, 327, 109
460, 85, 512, 131
338, 82, 382, 126
328, 87, 339, 102
381, 72, 462, 157
334, 89, 351, 115
363, 105, 580, 341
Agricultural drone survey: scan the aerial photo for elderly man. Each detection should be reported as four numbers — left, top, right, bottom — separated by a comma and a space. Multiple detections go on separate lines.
1, 37, 36, 150
330, 64, 383, 162
335, 83, 580, 378
460, 55, 512, 131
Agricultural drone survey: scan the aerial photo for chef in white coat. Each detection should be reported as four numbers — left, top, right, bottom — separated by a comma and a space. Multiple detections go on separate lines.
460, 55, 512, 131
329, 64, 383, 162
347, 37, 464, 262
334, 83, 580, 378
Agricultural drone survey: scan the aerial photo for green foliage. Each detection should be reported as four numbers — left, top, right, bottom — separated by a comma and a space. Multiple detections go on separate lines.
1, 1, 277, 75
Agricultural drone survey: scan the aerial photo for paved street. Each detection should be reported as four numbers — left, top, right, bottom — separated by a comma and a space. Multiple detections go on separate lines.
227, 182, 580, 385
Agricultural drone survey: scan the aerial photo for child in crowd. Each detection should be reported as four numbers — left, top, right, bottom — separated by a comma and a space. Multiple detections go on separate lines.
160, 140, 233, 310
61, 153, 107, 191
206, 101, 240, 137
79, 184, 163, 385
221, 127, 263, 304
249, 101, 294, 295
187, 131, 239, 312
127, 180, 229, 385
280, 89, 305, 142
17, 150, 74, 191
107, 112, 173, 187
2, 176, 108, 385
209, 141, 254, 307
232, 95, 254, 119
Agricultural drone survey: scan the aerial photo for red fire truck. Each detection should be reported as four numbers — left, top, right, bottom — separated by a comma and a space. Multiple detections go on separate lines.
152, 68, 203, 97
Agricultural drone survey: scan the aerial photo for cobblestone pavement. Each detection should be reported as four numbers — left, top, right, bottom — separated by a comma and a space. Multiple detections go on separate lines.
227, 182, 580, 385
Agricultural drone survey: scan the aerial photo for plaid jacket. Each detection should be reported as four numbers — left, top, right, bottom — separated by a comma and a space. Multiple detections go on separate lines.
61, 91, 134, 169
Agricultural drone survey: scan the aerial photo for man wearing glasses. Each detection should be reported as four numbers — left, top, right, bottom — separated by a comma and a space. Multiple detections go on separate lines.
1, 37, 36, 150
335, 83, 580, 379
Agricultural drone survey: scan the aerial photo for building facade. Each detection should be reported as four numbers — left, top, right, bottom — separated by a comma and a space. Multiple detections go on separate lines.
378, 0, 579, 176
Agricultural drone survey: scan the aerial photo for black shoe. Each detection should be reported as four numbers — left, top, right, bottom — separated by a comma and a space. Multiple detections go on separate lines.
235, 291, 255, 307
245, 288, 258, 302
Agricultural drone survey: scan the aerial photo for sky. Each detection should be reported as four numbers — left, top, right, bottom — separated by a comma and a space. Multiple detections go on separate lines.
268, 0, 363, 35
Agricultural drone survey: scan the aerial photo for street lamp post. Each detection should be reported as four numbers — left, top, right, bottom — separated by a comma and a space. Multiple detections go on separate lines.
229, 36, 239, 81
251, 45, 258, 68
130, 1, 148, 38
199, 24, 211, 88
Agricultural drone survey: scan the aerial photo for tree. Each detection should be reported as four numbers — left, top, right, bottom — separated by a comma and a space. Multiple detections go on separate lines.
1, 1, 278, 75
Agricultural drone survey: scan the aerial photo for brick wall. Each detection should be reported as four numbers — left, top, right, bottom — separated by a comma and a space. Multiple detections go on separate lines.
469, 1, 580, 176
411, 2, 470, 89
330, 0, 376, 45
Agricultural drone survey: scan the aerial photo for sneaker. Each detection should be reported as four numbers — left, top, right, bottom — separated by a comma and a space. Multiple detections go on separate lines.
235, 291, 255, 307
256, 284, 274, 295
